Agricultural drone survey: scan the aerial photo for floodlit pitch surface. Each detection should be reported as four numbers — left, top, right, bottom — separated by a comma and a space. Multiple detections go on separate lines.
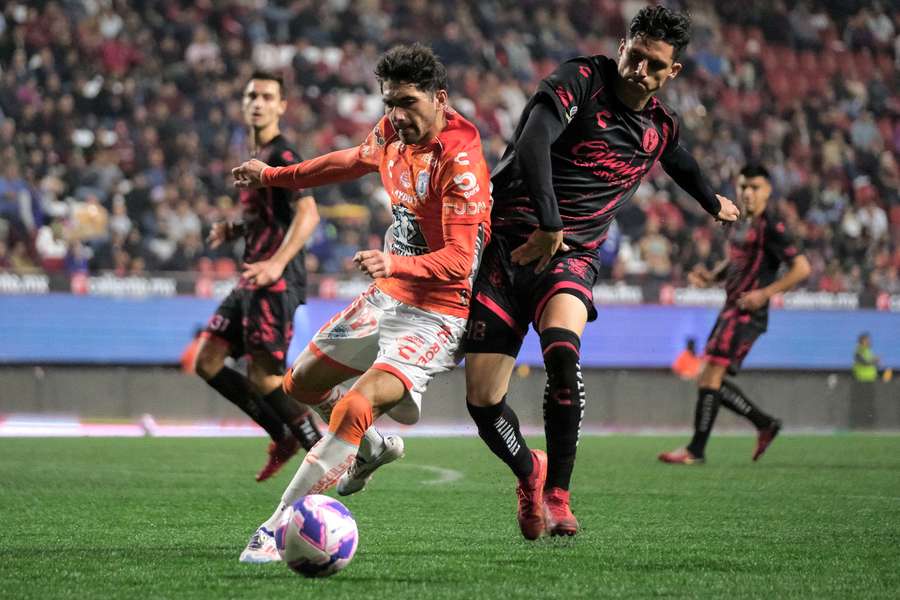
1, 436, 898, 599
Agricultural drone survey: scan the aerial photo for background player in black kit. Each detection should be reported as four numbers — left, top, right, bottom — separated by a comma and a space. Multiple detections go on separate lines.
195, 72, 322, 482
659, 165, 810, 466
463, 6, 741, 540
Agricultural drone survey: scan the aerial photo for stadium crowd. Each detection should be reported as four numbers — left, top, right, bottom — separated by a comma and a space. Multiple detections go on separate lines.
0, 0, 898, 295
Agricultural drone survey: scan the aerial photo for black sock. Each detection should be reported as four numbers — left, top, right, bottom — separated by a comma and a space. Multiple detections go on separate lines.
687, 387, 721, 457
467, 396, 533, 480
206, 366, 287, 441
262, 386, 323, 450
719, 380, 774, 429
540, 327, 585, 491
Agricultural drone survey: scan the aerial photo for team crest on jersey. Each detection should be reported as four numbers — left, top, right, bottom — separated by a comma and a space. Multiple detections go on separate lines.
415, 170, 430, 200
642, 128, 660, 153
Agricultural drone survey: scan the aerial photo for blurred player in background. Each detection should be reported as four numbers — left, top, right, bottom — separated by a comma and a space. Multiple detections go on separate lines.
659, 164, 810, 465
463, 6, 740, 540
194, 72, 322, 483
231, 44, 492, 563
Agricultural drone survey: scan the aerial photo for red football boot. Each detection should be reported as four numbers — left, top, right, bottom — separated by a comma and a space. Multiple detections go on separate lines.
515, 449, 548, 540
543, 487, 579, 536
658, 447, 705, 465
255, 436, 300, 482
752, 419, 782, 462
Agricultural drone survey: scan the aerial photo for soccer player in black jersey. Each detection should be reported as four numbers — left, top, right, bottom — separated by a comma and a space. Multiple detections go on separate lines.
463, 6, 741, 540
659, 165, 810, 465
195, 71, 322, 482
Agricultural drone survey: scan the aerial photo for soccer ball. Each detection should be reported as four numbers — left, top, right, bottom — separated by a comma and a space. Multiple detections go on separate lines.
275, 495, 359, 578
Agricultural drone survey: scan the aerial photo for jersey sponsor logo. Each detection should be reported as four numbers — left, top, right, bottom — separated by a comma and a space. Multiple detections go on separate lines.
400, 170, 412, 189
453, 171, 482, 199
390, 204, 428, 256
392, 187, 418, 205
566, 105, 578, 123
415, 170, 430, 200
570, 140, 647, 186
642, 128, 660, 153
453, 171, 478, 192
443, 199, 487, 216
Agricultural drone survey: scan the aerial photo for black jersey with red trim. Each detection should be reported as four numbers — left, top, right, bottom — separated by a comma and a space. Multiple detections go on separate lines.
238, 134, 306, 291
722, 209, 801, 328
491, 55, 680, 250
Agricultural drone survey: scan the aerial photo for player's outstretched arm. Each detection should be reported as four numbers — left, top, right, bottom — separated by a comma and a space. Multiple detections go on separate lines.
737, 254, 811, 311
242, 195, 319, 287
660, 144, 739, 222
234, 147, 377, 191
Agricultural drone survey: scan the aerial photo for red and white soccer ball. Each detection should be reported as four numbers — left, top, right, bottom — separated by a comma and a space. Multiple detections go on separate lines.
275, 495, 359, 578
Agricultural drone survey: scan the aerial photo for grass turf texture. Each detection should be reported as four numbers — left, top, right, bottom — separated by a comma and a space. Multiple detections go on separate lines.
1, 436, 898, 599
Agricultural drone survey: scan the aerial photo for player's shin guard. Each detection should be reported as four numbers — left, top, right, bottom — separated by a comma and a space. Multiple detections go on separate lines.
207, 366, 287, 441
262, 386, 322, 451
687, 387, 722, 457
719, 380, 774, 429
467, 396, 534, 480
540, 327, 585, 491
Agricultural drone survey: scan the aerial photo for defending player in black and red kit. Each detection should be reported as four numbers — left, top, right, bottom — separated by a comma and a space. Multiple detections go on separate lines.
463, 6, 741, 539
659, 165, 810, 465
195, 72, 322, 482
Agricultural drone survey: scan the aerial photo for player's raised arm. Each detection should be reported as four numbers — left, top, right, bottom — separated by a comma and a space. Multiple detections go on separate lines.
660, 143, 739, 222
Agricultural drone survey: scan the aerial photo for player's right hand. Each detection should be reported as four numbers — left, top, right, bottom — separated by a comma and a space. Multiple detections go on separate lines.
687, 265, 713, 288
511, 229, 571, 273
232, 159, 269, 189
715, 194, 740, 222
207, 221, 229, 249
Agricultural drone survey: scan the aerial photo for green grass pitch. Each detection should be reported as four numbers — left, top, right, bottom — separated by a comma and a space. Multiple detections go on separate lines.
1, 435, 898, 599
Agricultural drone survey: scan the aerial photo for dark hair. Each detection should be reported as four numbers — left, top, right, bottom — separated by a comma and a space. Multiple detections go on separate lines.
739, 164, 771, 180
374, 43, 448, 94
246, 70, 284, 97
629, 6, 692, 59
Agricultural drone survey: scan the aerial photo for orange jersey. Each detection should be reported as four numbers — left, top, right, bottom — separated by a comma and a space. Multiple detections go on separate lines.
262, 109, 492, 318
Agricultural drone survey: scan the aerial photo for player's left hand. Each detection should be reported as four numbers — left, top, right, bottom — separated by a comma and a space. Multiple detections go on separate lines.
354, 250, 391, 279
511, 229, 571, 273
242, 258, 285, 287
737, 289, 769, 311
716, 194, 740, 222
232, 159, 270, 189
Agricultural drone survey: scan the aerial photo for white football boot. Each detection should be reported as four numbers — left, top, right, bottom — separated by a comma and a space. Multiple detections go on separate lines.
238, 525, 281, 563
336, 434, 405, 496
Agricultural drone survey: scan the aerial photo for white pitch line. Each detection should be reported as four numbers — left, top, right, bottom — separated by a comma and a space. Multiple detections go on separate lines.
398, 463, 464, 486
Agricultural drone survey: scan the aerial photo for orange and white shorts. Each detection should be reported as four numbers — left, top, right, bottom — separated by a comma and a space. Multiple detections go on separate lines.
305, 285, 465, 425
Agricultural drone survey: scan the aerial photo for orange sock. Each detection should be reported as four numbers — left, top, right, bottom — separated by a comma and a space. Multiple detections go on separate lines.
329, 390, 374, 445
283, 371, 334, 406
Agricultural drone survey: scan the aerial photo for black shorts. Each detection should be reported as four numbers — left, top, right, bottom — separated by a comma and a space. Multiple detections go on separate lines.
464, 235, 599, 357
704, 307, 766, 375
203, 281, 303, 363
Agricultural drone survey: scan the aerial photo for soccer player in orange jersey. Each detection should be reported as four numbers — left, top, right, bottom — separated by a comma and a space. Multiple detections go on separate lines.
231, 44, 492, 563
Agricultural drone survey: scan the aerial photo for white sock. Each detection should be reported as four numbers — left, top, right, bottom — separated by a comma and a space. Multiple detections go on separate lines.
281, 432, 358, 503
357, 427, 387, 462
